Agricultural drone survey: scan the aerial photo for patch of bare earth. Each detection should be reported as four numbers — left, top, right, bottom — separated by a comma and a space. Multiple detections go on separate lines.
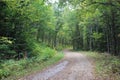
19, 50, 94, 80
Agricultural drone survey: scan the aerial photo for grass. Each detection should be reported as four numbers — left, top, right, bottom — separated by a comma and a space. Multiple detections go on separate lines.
1, 52, 64, 80
0, 40, 64, 80
81, 51, 120, 80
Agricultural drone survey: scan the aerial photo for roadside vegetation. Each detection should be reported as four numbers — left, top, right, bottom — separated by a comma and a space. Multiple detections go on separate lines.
82, 51, 120, 80
0, 0, 65, 79
0, 44, 63, 80
1, 0, 120, 79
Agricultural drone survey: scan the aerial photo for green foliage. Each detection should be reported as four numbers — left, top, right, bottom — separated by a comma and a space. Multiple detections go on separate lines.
0, 69, 10, 79
56, 45, 65, 51
59, 0, 120, 55
1, 0, 120, 79
0, 0, 63, 79
26, 39, 56, 58
0, 47, 61, 79
0, 37, 16, 60
41, 48, 56, 60
82, 51, 120, 80
92, 32, 103, 41
0, 0, 59, 60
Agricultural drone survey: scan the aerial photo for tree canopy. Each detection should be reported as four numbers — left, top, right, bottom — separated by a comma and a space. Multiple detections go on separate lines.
0, 0, 120, 60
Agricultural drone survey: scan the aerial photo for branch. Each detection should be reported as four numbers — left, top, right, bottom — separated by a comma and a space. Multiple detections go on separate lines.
88, 1, 120, 10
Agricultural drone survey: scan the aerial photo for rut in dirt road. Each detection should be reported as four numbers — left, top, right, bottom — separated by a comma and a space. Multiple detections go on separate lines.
20, 50, 94, 80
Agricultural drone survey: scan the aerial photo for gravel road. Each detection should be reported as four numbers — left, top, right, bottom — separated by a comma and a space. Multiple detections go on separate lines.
20, 50, 94, 80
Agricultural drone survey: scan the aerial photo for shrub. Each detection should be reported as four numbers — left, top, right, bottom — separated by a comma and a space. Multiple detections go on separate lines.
0, 37, 16, 59
0, 69, 10, 79
41, 47, 56, 59
0, 44, 57, 79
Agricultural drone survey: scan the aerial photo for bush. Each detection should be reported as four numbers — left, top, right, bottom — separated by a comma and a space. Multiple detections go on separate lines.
0, 69, 10, 79
0, 37, 16, 59
0, 44, 57, 79
0, 37, 57, 79
41, 48, 56, 60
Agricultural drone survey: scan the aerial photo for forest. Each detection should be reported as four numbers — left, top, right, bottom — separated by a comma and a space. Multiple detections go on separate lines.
0, 0, 120, 80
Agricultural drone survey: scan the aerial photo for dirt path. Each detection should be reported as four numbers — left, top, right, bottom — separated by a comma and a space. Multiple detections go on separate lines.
20, 50, 94, 80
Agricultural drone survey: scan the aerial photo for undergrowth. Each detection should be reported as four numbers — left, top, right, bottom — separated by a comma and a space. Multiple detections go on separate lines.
0, 43, 64, 80
82, 51, 120, 80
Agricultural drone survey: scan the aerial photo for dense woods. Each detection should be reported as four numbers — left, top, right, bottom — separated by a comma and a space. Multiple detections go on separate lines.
1, 0, 120, 60
0, 0, 63, 60
0, 0, 120, 79
59, 0, 120, 56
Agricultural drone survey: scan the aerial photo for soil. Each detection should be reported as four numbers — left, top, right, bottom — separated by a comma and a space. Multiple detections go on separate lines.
19, 50, 94, 80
